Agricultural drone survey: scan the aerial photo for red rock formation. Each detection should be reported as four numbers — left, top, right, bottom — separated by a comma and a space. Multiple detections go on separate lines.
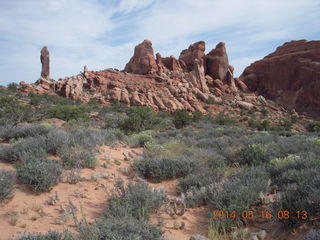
206, 42, 229, 82
124, 40, 158, 74
240, 40, 320, 117
179, 41, 206, 71
40, 46, 50, 79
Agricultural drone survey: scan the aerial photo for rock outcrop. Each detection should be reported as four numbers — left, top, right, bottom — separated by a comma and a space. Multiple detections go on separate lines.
206, 42, 229, 82
240, 40, 320, 117
179, 41, 206, 71
40, 46, 50, 79
124, 40, 158, 74
20, 39, 290, 117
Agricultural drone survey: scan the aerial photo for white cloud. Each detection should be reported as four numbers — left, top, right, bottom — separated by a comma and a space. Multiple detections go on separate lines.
0, 0, 319, 84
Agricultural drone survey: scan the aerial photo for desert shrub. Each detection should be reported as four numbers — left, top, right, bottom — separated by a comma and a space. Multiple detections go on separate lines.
16, 231, 68, 240
69, 128, 105, 149
248, 119, 270, 131
0, 170, 15, 201
102, 112, 129, 129
305, 229, 320, 240
206, 167, 269, 232
0, 96, 34, 125
306, 121, 320, 132
134, 156, 197, 182
129, 130, 153, 147
177, 171, 223, 194
235, 143, 269, 166
45, 129, 69, 155
48, 105, 88, 121
28, 92, 75, 106
7, 82, 18, 92
16, 158, 62, 193
78, 217, 163, 240
119, 106, 163, 134
0, 136, 47, 162
106, 180, 165, 220
270, 119, 293, 131
0, 124, 49, 141
61, 149, 97, 169
172, 109, 192, 129
212, 112, 238, 126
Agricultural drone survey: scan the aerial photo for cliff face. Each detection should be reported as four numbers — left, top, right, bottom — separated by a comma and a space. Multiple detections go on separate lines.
240, 40, 320, 117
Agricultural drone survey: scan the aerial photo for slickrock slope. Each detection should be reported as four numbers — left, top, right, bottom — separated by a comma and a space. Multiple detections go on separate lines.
21, 40, 252, 114
240, 40, 320, 117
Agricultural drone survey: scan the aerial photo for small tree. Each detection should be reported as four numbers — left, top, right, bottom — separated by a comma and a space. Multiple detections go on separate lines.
172, 110, 192, 129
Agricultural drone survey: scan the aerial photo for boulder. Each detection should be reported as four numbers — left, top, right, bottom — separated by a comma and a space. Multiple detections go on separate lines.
237, 101, 254, 110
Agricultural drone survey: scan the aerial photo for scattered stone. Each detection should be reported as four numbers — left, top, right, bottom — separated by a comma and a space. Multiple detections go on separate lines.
189, 234, 207, 240
237, 101, 254, 110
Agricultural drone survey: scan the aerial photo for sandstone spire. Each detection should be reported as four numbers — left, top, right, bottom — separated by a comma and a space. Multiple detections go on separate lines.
40, 46, 50, 79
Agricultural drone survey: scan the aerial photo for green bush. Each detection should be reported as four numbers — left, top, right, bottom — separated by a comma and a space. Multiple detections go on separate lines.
45, 129, 69, 155
0, 137, 47, 162
236, 143, 269, 166
29, 92, 75, 106
0, 124, 50, 141
106, 180, 165, 220
0, 96, 34, 125
16, 231, 68, 240
129, 131, 153, 147
177, 171, 222, 194
212, 112, 238, 126
119, 106, 163, 134
207, 167, 269, 232
78, 217, 163, 240
48, 105, 88, 121
172, 109, 192, 129
306, 121, 320, 132
7, 82, 18, 92
0, 170, 15, 201
134, 156, 197, 182
16, 158, 62, 193
61, 149, 97, 169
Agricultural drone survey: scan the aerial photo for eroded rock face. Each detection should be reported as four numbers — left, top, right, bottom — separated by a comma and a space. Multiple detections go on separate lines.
206, 42, 229, 82
240, 40, 320, 117
40, 46, 50, 79
179, 41, 206, 71
124, 40, 158, 74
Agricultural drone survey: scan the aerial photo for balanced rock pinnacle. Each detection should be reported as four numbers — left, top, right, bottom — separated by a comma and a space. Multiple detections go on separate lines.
40, 46, 50, 79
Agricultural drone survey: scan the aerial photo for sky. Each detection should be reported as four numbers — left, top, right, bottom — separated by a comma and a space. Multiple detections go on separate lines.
0, 0, 319, 85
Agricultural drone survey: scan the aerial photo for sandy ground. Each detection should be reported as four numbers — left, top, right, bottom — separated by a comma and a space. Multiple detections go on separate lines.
0, 145, 316, 240
0, 146, 140, 239
0, 145, 209, 240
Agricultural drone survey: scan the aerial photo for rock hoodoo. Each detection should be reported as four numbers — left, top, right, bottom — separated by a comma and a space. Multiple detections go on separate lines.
40, 46, 50, 79
206, 42, 230, 82
240, 40, 320, 117
179, 41, 206, 71
124, 40, 158, 74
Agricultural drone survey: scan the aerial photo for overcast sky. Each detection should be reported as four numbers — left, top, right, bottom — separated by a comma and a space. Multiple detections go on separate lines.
0, 0, 319, 85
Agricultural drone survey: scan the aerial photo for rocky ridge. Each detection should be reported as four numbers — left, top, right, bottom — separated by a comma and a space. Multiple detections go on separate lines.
20, 40, 254, 114
19, 39, 313, 119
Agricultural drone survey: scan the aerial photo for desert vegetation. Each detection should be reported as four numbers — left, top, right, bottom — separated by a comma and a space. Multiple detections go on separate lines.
0, 88, 319, 240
